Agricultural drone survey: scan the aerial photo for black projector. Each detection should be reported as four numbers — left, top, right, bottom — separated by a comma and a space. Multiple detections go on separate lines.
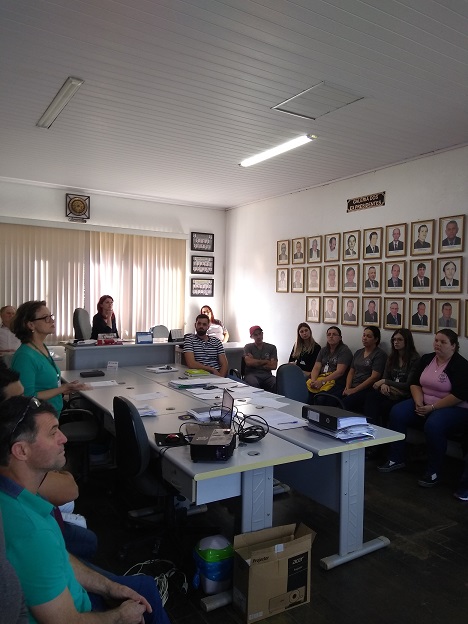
189, 425, 236, 462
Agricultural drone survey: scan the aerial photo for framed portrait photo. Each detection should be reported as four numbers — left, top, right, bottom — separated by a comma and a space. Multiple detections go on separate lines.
410, 219, 434, 255
465, 301, 468, 338
292, 237, 306, 264
409, 298, 432, 333
324, 233, 340, 262
191, 232, 214, 252
324, 264, 339, 293
341, 296, 359, 326
363, 227, 383, 259
276, 268, 289, 293
362, 262, 382, 294
291, 267, 305, 293
435, 298, 460, 332
362, 296, 381, 327
191, 278, 214, 297
383, 297, 404, 330
439, 215, 464, 254
437, 256, 462, 294
307, 265, 321, 293
386, 223, 406, 257
306, 296, 321, 323
191, 255, 214, 275
409, 259, 432, 294
323, 296, 338, 324
385, 261, 406, 294
277, 240, 290, 265
342, 263, 359, 292
307, 236, 322, 263
342, 230, 360, 261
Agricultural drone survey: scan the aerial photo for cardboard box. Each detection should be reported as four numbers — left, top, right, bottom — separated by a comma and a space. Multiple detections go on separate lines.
232, 523, 315, 623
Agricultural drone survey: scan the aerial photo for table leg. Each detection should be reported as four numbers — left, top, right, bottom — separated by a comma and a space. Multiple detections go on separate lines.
241, 466, 274, 533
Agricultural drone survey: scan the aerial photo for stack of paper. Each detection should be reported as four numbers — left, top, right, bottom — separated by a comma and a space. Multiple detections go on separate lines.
306, 422, 375, 441
136, 405, 158, 417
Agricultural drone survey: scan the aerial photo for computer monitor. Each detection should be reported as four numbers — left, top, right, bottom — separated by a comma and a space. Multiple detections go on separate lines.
168, 329, 184, 342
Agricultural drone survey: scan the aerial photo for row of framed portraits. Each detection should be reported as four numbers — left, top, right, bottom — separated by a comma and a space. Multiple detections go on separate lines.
276, 257, 464, 295
277, 215, 465, 264
305, 296, 468, 336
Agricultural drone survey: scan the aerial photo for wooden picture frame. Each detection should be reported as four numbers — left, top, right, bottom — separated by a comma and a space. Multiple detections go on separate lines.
385, 261, 406, 294
410, 219, 434, 255
362, 263, 382, 294
383, 297, 405, 330
362, 296, 381, 327
438, 215, 464, 254
341, 296, 359, 326
409, 298, 432, 333
324, 233, 340, 262
191, 255, 214, 275
306, 296, 321, 323
435, 299, 460, 332
292, 237, 306, 264
324, 265, 339, 293
363, 227, 383, 259
307, 236, 322, 263
276, 268, 289, 293
291, 267, 305, 293
191, 232, 214, 252
409, 259, 433, 294
342, 230, 360, 261
465, 301, 468, 338
191, 278, 214, 297
277, 240, 290, 265
342, 263, 359, 292
385, 223, 406, 257
437, 256, 462, 294
323, 297, 338, 324
306, 265, 321, 293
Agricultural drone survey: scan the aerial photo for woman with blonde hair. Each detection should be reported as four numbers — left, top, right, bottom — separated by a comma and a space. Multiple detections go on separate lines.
288, 323, 320, 377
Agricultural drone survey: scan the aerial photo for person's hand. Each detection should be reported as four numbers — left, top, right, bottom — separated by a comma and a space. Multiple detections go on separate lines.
309, 380, 322, 390
415, 403, 433, 417
379, 383, 391, 396
103, 581, 152, 614
116, 599, 147, 623
373, 380, 384, 390
63, 380, 90, 394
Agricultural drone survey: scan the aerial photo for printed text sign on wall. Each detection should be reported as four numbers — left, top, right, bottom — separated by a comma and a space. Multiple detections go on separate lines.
347, 192, 385, 213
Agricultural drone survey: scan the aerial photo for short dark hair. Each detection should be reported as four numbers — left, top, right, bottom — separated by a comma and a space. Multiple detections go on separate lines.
12, 301, 46, 343
0, 368, 20, 402
195, 314, 210, 323
417, 263, 426, 270
0, 396, 56, 466
436, 329, 459, 351
364, 325, 381, 345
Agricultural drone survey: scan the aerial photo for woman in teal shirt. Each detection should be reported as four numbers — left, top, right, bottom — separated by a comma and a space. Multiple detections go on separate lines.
11, 301, 85, 413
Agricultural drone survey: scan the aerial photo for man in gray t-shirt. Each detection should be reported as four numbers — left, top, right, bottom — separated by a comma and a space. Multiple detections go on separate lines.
243, 326, 277, 392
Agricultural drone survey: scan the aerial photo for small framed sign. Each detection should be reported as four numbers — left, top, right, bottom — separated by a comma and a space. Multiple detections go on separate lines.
191, 255, 214, 275
191, 278, 214, 297
191, 232, 214, 252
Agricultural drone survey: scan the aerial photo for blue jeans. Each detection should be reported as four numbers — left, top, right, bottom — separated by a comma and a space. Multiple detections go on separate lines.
388, 399, 468, 474
86, 562, 170, 624
63, 522, 98, 560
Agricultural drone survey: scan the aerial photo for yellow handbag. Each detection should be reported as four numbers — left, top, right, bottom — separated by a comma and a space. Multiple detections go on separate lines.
307, 373, 335, 393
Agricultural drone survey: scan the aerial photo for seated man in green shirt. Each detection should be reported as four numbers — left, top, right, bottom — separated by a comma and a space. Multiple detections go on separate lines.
0, 396, 170, 624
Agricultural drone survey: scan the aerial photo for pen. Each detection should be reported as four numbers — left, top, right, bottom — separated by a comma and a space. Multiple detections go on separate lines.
277, 421, 299, 425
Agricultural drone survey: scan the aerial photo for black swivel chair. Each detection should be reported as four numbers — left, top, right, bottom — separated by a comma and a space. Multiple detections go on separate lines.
310, 392, 345, 409
60, 408, 100, 482
276, 364, 309, 403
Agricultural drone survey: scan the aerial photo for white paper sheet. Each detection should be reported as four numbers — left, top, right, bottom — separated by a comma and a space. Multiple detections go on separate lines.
249, 409, 306, 430
130, 391, 167, 401
88, 380, 119, 387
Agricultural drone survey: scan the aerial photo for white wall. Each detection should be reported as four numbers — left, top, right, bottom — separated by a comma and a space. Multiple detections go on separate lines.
0, 180, 227, 331
225, 146, 468, 364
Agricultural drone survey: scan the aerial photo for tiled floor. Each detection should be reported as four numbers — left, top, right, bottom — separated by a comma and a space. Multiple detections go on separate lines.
77, 451, 468, 624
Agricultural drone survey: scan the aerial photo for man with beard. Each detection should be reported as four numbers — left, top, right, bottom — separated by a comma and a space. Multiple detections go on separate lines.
184, 313, 228, 376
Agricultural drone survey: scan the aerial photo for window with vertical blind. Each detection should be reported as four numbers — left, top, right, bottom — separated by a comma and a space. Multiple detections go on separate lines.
0, 223, 186, 342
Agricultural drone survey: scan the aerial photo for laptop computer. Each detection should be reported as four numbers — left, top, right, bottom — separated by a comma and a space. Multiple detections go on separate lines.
188, 388, 235, 428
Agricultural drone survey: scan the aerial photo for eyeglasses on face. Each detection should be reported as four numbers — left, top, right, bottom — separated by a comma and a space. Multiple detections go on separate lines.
9, 397, 41, 448
33, 314, 55, 323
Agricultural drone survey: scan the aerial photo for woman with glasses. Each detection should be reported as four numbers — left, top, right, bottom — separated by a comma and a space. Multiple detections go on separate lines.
11, 301, 86, 413
91, 295, 119, 340
308, 326, 352, 396
363, 328, 420, 426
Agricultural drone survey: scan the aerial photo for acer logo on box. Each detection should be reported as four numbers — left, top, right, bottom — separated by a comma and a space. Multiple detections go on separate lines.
232, 523, 315, 623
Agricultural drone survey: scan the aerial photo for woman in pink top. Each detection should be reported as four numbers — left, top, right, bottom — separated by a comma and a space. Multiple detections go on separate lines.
378, 329, 468, 487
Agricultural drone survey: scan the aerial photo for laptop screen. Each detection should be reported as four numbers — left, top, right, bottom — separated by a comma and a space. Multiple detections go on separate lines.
220, 389, 234, 428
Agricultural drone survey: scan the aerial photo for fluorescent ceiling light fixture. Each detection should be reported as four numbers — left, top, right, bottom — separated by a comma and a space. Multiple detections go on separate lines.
239, 134, 316, 167
36, 76, 84, 129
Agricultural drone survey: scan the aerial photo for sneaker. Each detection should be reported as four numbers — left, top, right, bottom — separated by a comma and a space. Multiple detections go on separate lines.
377, 460, 405, 473
417, 473, 441, 488
454, 490, 468, 501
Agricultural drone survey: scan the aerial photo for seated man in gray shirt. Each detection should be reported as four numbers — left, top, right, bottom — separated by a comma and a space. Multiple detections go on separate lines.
183, 314, 228, 376
243, 326, 277, 392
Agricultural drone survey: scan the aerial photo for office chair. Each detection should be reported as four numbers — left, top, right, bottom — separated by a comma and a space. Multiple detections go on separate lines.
150, 325, 169, 340
276, 364, 309, 403
229, 356, 246, 380
310, 393, 345, 409
60, 408, 100, 482
73, 308, 92, 340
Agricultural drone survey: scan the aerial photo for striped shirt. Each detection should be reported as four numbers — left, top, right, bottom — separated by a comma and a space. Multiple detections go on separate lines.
183, 334, 225, 370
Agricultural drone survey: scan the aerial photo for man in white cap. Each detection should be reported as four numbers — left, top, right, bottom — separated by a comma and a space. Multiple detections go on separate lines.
243, 326, 277, 392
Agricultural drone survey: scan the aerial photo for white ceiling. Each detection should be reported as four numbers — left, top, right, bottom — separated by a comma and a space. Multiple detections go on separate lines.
1, 0, 468, 209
